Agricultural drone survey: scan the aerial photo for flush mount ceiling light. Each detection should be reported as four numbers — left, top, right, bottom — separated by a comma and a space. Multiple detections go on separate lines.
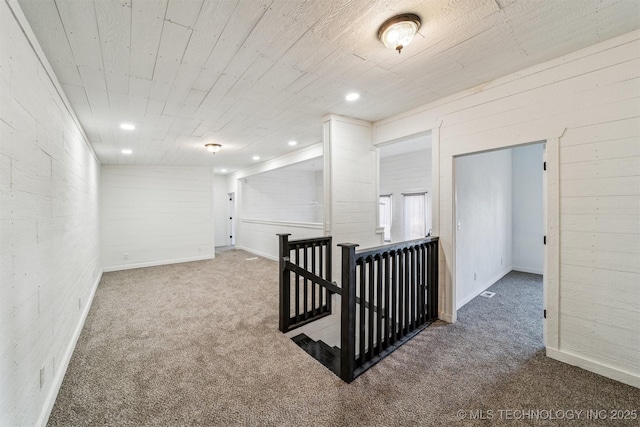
288, 140, 297, 146
378, 13, 421, 54
205, 143, 222, 154
252, 155, 260, 161
119, 123, 135, 130
121, 149, 132, 155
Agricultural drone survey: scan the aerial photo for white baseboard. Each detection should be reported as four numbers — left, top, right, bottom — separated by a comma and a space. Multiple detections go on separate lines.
36, 269, 103, 427
456, 267, 512, 310
546, 347, 640, 388
235, 245, 278, 261
512, 266, 543, 275
438, 312, 454, 323
103, 253, 215, 273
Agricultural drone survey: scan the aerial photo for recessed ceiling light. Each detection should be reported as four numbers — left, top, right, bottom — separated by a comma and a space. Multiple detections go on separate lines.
121, 149, 132, 155
345, 93, 360, 101
221, 169, 227, 173
252, 156, 260, 161
288, 140, 297, 146
120, 123, 135, 130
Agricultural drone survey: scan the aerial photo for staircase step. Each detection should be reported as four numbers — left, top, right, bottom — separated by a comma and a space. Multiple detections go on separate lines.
291, 333, 340, 375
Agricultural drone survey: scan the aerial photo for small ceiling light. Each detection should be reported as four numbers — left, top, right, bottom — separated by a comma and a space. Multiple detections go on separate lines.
252, 156, 260, 161
121, 149, 132, 155
378, 13, 421, 54
120, 123, 135, 130
345, 93, 360, 101
205, 143, 222, 154
288, 140, 297, 146
221, 169, 227, 173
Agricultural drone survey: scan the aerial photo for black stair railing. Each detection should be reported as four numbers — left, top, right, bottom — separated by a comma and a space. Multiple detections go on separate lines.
278, 234, 439, 382
278, 234, 338, 332
339, 237, 439, 382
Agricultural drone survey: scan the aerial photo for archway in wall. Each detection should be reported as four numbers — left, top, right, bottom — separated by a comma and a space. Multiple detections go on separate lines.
377, 131, 433, 244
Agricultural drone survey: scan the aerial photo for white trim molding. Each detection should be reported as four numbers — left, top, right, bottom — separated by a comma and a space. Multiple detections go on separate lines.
546, 348, 640, 389
36, 269, 103, 427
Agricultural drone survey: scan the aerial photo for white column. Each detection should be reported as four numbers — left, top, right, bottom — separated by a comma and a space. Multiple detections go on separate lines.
323, 114, 379, 281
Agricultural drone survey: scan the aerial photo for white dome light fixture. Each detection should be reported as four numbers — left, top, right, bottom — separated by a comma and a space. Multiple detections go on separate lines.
205, 143, 222, 154
378, 13, 421, 54
120, 123, 135, 130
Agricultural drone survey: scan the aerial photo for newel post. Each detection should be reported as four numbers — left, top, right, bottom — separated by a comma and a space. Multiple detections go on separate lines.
326, 236, 333, 312
430, 240, 439, 320
278, 234, 291, 332
339, 243, 358, 382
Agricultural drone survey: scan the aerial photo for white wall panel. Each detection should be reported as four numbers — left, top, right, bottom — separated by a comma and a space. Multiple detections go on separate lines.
101, 166, 214, 271
0, 2, 101, 425
241, 166, 321, 223
237, 220, 323, 260
455, 149, 513, 309
323, 115, 379, 281
228, 145, 324, 258
324, 115, 378, 245
373, 30, 640, 387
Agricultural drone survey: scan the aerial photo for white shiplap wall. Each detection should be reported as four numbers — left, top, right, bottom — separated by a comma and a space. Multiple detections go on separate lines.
379, 149, 432, 243
324, 115, 380, 281
227, 145, 324, 260
373, 30, 640, 387
237, 219, 324, 260
236, 164, 324, 259
101, 166, 214, 271
242, 166, 321, 223
0, 2, 102, 425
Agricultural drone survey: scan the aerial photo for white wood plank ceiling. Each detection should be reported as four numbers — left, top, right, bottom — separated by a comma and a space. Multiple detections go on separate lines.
16, 0, 640, 173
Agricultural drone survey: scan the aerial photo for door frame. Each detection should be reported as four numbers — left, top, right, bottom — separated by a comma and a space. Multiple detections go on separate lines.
227, 192, 236, 246
450, 138, 559, 350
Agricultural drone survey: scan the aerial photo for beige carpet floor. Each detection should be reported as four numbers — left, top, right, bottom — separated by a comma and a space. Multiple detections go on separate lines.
48, 249, 639, 426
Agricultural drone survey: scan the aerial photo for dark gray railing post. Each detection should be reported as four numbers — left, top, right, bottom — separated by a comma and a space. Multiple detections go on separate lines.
431, 241, 439, 320
339, 243, 358, 382
278, 234, 291, 332
326, 236, 333, 311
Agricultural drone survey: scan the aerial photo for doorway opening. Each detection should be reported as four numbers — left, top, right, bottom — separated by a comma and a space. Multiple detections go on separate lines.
228, 192, 236, 247
454, 142, 545, 343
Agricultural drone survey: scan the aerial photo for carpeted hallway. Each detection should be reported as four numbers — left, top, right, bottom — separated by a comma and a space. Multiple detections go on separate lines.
48, 249, 639, 426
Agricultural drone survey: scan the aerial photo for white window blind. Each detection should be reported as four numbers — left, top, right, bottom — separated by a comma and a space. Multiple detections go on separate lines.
403, 193, 430, 240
